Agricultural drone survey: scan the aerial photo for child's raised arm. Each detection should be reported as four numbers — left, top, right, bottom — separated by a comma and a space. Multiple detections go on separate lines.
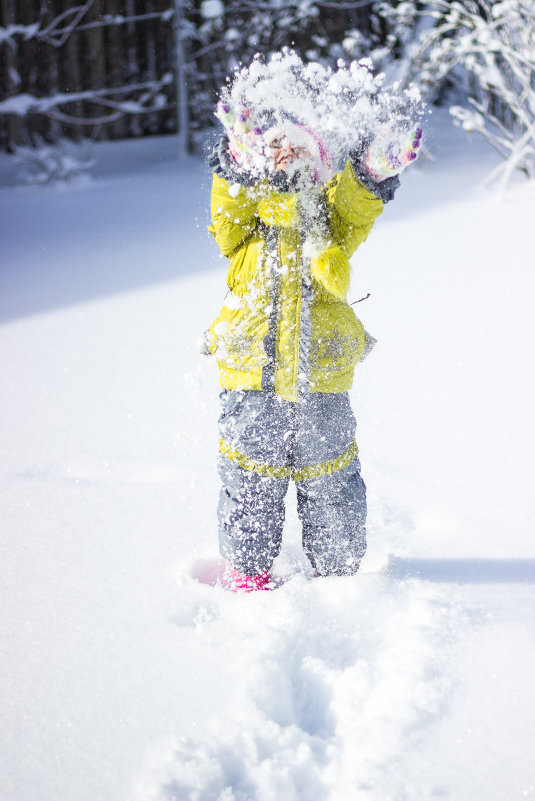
209, 173, 258, 258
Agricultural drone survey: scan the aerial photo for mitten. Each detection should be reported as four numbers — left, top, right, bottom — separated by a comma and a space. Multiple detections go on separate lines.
364, 125, 423, 182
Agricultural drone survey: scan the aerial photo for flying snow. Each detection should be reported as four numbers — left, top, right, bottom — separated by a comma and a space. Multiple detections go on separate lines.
215, 50, 426, 180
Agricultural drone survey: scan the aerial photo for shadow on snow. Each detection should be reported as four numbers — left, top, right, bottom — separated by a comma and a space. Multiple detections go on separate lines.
388, 556, 535, 584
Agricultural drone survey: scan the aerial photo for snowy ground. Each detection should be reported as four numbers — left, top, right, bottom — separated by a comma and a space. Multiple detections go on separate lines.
1, 112, 535, 801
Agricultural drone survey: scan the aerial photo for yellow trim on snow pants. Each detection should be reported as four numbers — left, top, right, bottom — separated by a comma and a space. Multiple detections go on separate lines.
219, 437, 359, 482
217, 390, 367, 577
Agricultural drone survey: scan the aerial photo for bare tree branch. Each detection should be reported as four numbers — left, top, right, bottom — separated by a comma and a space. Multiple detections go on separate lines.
41, 0, 95, 47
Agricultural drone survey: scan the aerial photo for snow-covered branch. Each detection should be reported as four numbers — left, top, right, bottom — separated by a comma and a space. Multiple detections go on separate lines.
39, 1, 95, 47
381, 0, 535, 187
0, 76, 174, 126
0, 23, 40, 45
0, 4, 176, 49
44, 11, 176, 44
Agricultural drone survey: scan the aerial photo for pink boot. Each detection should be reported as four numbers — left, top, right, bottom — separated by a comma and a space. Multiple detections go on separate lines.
232, 568, 271, 593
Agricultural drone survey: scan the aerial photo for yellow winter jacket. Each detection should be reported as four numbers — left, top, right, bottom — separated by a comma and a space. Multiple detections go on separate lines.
208, 161, 383, 402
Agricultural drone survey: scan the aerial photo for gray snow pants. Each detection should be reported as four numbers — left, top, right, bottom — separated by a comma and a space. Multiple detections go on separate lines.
217, 390, 367, 577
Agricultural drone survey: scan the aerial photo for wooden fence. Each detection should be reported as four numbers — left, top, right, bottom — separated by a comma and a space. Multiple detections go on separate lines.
0, 0, 177, 150
0, 0, 381, 152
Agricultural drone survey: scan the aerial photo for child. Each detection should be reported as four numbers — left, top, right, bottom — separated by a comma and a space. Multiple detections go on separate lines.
205, 77, 422, 591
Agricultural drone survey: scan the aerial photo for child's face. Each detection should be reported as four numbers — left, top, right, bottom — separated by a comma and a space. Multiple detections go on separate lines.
268, 137, 309, 172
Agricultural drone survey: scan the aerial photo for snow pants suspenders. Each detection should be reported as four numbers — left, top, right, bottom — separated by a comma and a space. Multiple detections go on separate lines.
217, 390, 367, 576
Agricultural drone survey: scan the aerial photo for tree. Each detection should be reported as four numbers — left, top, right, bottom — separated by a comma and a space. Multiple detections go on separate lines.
378, 0, 535, 188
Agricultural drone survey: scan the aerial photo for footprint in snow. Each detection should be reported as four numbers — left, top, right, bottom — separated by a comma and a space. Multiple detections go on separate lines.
141, 558, 463, 801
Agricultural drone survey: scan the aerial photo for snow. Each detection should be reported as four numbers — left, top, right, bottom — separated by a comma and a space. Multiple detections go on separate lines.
0, 22, 40, 44
0, 74, 174, 117
1, 111, 535, 801
216, 52, 425, 181
0, 92, 40, 115
200, 0, 224, 20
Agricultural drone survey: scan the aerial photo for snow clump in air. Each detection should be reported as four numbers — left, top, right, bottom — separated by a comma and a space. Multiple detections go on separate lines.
215, 50, 425, 183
